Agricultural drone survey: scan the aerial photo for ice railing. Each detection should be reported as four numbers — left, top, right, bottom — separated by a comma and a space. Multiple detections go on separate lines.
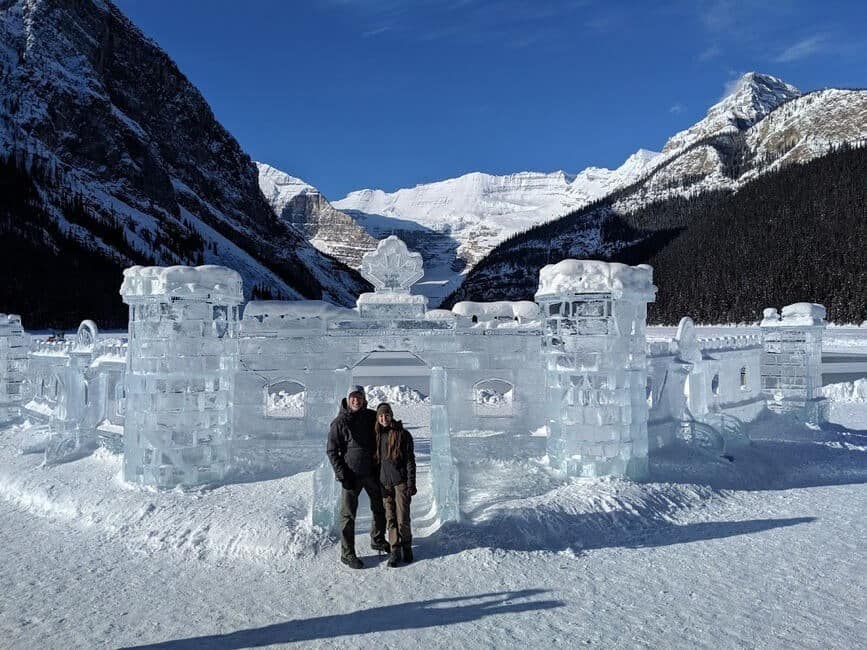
91, 338, 128, 361
647, 334, 761, 357
31, 339, 75, 356
30, 337, 128, 360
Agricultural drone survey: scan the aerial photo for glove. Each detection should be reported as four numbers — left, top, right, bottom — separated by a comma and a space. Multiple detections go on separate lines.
409, 485, 417, 496
340, 476, 355, 490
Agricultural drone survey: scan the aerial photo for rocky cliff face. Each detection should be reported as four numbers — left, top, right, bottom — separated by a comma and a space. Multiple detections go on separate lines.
257, 163, 378, 268
0, 0, 368, 316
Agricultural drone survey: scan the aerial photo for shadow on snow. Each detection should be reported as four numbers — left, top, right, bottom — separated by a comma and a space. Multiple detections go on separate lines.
122, 589, 563, 649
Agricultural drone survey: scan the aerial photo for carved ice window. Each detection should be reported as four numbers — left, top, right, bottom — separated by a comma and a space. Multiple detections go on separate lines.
473, 378, 514, 417
265, 380, 307, 419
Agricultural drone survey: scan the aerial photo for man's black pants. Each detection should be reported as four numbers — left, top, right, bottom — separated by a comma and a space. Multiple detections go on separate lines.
340, 474, 387, 559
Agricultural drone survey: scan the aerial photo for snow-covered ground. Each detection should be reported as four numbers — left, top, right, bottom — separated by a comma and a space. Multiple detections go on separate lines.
1, 390, 866, 647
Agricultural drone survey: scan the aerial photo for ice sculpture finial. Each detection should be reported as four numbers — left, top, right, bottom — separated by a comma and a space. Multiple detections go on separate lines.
360, 236, 424, 293
76, 320, 98, 350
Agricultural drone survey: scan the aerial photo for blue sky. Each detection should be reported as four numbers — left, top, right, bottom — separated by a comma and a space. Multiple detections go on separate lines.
116, 0, 866, 199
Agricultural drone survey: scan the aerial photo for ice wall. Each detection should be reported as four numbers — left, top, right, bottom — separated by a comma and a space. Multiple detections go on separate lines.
120, 265, 243, 488
0, 314, 26, 423
760, 303, 828, 423
536, 260, 656, 478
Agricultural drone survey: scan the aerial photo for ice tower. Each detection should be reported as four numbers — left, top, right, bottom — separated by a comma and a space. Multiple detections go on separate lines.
760, 303, 828, 424
120, 266, 242, 488
536, 260, 656, 478
0, 314, 26, 423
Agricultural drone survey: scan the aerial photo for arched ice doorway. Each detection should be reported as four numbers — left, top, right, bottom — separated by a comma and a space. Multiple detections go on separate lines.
348, 351, 438, 535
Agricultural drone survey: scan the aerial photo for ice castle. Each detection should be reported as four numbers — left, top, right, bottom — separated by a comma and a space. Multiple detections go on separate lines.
6, 237, 829, 526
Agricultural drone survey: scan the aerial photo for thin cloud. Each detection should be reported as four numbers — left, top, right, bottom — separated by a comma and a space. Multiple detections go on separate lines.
362, 25, 392, 38
669, 103, 684, 114
700, 0, 735, 32
775, 34, 828, 62
698, 44, 721, 61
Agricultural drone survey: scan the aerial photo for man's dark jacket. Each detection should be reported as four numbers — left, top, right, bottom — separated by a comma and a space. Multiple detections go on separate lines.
327, 398, 378, 481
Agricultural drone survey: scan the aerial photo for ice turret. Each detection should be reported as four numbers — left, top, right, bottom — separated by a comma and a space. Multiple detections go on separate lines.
760, 302, 828, 424
535, 260, 656, 478
120, 265, 243, 488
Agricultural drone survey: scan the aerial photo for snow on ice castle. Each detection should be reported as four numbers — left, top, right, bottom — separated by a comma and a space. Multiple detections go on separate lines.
3, 236, 829, 527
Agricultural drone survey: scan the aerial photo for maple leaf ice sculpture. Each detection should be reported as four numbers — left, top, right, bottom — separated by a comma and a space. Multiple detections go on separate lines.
360, 236, 424, 293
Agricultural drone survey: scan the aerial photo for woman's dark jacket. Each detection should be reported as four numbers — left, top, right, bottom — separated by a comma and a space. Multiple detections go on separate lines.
327, 398, 377, 480
376, 420, 416, 490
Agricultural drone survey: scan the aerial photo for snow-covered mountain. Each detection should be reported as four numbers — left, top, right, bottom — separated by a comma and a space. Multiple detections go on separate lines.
321, 72, 865, 307
661, 72, 801, 153
619, 83, 867, 212
0, 0, 368, 326
256, 163, 378, 268
331, 149, 660, 302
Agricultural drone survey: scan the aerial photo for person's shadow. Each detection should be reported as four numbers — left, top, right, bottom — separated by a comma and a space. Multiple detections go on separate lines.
122, 589, 563, 649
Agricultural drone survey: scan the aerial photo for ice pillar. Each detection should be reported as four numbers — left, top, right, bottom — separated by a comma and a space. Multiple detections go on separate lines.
0, 314, 26, 424
535, 261, 657, 479
311, 367, 351, 533
120, 266, 242, 488
760, 303, 828, 424
430, 366, 459, 523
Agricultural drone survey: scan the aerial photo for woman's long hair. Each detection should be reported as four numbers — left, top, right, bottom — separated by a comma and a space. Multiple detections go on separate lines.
375, 403, 402, 462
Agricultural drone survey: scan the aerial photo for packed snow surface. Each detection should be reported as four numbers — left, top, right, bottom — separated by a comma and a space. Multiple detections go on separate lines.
761, 303, 827, 327
822, 378, 867, 403
536, 259, 655, 296
266, 389, 306, 418
363, 384, 428, 409
452, 301, 540, 322
120, 265, 243, 299
242, 299, 355, 324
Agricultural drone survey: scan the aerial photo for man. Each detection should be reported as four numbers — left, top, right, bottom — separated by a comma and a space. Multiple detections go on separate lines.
326, 385, 389, 568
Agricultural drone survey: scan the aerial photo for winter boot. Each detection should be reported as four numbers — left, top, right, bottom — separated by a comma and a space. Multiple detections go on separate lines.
402, 543, 413, 564
387, 545, 402, 568
341, 555, 364, 570
371, 540, 390, 554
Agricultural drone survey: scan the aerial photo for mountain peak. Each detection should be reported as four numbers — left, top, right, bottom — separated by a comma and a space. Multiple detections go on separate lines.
256, 162, 318, 207
662, 72, 801, 153
716, 72, 801, 118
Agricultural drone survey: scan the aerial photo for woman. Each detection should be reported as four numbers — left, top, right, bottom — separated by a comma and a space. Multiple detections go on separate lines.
374, 402, 417, 568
